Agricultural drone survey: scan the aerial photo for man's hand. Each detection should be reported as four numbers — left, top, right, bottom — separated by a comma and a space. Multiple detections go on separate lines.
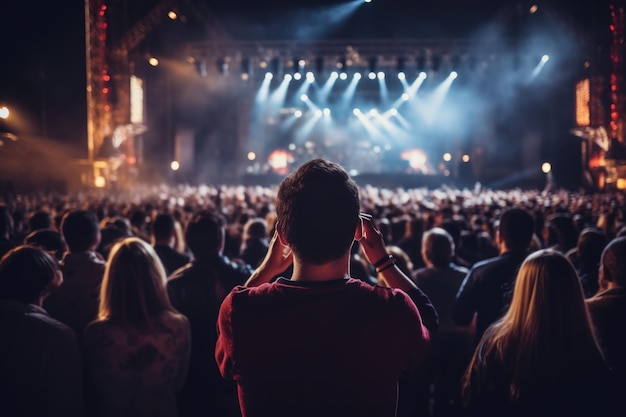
244, 227, 293, 287
358, 213, 389, 266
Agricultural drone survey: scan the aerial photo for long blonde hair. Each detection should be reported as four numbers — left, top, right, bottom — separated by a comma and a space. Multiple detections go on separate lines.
98, 237, 176, 328
463, 249, 605, 401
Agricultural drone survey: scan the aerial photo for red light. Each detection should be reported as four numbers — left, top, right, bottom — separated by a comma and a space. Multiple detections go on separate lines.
612, 112, 619, 120
102, 88, 109, 94
104, 105, 111, 111
103, 75, 110, 82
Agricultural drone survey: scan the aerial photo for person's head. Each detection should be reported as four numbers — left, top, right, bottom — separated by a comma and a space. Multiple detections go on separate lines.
28, 210, 53, 233
576, 227, 607, 271
61, 210, 101, 253
497, 207, 534, 252
184, 210, 225, 258
24, 228, 67, 261
421, 227, 455, 268
600, 236, 626, 287
242, 217, 268, 241
98, 237, 174, 327
0, 245, 62, 304
470, 249, 603, 399
152, 213, 176, 244
276, 159, 359, 265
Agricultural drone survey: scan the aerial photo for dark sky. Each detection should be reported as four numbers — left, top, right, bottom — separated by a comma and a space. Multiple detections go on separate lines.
0, 0, 610, 152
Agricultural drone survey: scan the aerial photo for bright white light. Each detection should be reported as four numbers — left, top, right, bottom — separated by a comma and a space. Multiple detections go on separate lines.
330, 71, 338, 79
373, 146, 382, 153
293, 72, 302, 80
462, 154, 470, 163
339, 72, 348, 80
323, 108, 331, 116
306, 72, 315, 81
94, 176, 106, 188
377, 71, 385, 79
265, 72, 273, 79
443, 152, 452, 162
315, 109, 323, 117
168, 11, 177, 20
353, 108, 361, 115
148, 57, 159, 67
259, 61, 268, 69
368, 109, 378, 116
241, 73, 250, 81
402, 93, 410, 101
247, 152, 256, 161
398, 72, 405, 80
541, 55, 550, 62
354, 73, 362, 80
170, 161, 180, 171
450, 71, 458, 79
419, 71, 427, 79
368, 72, 376, 80
542, 162, 552, 174
0, 106, 9, 119
294, 110, 303, 118
298, 59, 306, 67
288, 143, 296, 151
529, 4, 538, 14
300, 94, 308, 101
349, 169, 359, 176
389, 108, 398, 116
284, 74, 292, 81
364, 0, 372, 3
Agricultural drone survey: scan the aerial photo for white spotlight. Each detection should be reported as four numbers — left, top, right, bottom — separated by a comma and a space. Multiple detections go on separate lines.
330, 71, 338, 79
284, 74, 292, 81
443, 152, 452, 162
389, 108, 398, 116
364, 0, 373, 3
323, 108, 331, 116
300, 94, 308, 101
315, 109, 323, 117
368, 72, 376, 80
402, 93, 410, 101
294, 110, 303, 118
339, 72, 348, 80
353, 108, 361, 115
450, 71, 458, 79
306, 72, 315, 81
354, 73, 362, 80
265, 72, 273, 79
542, 162, 552, 174
170, 161, 180, 171
398, 72, 405, 80
541, 55, 550, 62
377, 71, 385, 79
419, 71, 427, 79
294, 72, 302, 80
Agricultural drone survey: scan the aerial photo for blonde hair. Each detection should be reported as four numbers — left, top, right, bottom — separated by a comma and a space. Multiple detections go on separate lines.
463, 249, 605, 401
98, 237, 176, 327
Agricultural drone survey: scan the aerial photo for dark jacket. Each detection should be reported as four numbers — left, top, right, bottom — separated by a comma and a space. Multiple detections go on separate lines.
0, 300, 84, 417
166, 254, 253, 417
453, 250, 529, 344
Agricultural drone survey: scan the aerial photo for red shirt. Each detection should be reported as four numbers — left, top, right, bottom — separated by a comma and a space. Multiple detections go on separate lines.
216, 277, 430, 417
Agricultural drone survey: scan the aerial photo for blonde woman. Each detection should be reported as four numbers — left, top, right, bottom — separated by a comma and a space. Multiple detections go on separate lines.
84, 237, 190, 417
461, 249, 615, 416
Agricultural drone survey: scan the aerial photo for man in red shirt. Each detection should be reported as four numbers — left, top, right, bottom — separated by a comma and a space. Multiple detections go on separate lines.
216, 159, 434, 417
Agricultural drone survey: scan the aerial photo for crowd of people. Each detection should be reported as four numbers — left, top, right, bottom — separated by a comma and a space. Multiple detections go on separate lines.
0, 159, 625, 416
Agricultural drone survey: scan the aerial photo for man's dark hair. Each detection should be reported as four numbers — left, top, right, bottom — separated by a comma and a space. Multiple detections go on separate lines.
0, 245, 58, 304
577, 227, 607, 271
24, 228, 67, 260
185, 210, 225, 258
152, 214, 176, 241
276, 159, 359, 264
498, 207, 534, 251
601, 236, 626, 286
28, 210, 53, 232
422, 227, 454, 268
61, 210, 100, 253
